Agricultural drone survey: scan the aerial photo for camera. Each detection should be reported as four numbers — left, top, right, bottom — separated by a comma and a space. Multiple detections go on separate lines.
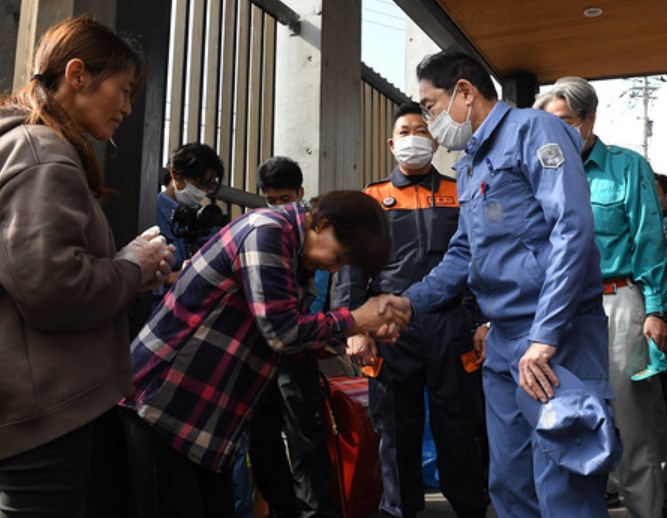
170, 197, 230, 244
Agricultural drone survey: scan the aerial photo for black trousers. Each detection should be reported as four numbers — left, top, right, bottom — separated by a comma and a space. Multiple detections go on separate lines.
248, 355, 337, 518
369, 306, 488, 518
120, 408, 234, 518
0, 418, 95, 518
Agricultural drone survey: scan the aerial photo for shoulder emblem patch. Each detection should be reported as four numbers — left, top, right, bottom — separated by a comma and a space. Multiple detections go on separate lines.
382, 196, 396, 208
537, 143, 565, 169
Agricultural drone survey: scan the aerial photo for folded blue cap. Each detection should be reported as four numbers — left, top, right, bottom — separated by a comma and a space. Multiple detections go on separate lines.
631, 338, 667, 381
515, 365, 622, 475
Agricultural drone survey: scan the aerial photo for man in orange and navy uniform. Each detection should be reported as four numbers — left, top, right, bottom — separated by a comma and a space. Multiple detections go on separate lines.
334, 102, 488, 518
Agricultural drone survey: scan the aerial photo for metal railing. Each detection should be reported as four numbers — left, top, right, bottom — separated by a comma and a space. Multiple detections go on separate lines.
360, 64, 412, 187
163, 1, 412, 208
164, 0, 278, 215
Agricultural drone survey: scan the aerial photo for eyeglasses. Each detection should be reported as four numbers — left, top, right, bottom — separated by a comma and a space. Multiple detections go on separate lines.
420, 89, 448, 122
421, 86, 458, 122
421, 104, 434, 122
188, 176, 220, 192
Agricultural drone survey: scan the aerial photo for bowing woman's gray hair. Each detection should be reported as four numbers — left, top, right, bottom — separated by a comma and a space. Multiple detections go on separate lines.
533, 76, 599, 119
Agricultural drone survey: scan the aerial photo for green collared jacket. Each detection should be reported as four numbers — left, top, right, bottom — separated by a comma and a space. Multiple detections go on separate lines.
585, 137, 667, 313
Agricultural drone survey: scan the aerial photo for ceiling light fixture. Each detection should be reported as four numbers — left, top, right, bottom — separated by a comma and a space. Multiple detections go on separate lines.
583, 7, 603, 17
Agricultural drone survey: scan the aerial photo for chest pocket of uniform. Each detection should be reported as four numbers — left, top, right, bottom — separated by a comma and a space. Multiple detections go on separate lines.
590, 187, 626, 237
479, 163, 526, 238
456, 180, 474, 236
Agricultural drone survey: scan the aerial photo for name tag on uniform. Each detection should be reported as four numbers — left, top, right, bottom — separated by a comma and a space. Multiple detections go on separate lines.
427, 196, 456, 207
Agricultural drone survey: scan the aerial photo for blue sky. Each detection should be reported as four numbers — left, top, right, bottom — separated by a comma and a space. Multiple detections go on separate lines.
362, 0, 406, 91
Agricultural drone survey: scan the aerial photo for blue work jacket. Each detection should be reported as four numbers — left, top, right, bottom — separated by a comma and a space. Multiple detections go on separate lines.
405, 101, 603, 347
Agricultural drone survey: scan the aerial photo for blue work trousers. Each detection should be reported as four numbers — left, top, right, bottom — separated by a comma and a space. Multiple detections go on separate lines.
483, 309, 610, 517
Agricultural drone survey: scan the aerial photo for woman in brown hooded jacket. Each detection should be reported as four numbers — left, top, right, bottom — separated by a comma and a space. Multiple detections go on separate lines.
0, 16, 173, 516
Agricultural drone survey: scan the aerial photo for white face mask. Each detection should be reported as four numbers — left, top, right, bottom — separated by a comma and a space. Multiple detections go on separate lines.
266, 203, 284, 211
428, 86, 473, 151
392, 135, 434, 169
175, 181, 207, 209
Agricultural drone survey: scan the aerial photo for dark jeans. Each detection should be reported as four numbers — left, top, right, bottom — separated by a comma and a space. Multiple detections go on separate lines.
120, 408, 234, 518
249, 355, 337, 518
0, 419, 95, 518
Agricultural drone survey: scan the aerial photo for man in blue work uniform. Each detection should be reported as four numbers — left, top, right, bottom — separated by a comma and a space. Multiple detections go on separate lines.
536, 76, 667, 518
336, 102, 488, 518
382, 50, 614, 517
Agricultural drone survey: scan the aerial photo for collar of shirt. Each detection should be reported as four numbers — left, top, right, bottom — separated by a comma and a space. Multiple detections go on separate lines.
583, 136, 608, 170
390, 165, 441, 190
465, 99, 510, 156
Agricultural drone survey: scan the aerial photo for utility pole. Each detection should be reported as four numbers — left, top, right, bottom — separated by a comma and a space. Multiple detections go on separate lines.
624, 76, 664, 160
641, 77, 653, 159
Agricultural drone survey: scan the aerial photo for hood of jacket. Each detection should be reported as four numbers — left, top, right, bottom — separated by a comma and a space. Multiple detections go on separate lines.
0, 106, 29, 138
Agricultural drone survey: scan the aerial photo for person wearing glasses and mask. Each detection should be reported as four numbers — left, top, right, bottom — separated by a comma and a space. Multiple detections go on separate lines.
336, 102, 488, 518
535, 77, 667, 518
157, 142, 223, 287
381, 50, 616, 517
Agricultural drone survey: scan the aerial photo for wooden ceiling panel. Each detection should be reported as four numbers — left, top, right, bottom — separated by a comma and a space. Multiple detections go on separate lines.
435, 0, 667, 83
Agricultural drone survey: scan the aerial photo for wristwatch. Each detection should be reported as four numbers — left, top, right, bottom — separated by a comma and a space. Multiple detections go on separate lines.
646, 311, 667, 322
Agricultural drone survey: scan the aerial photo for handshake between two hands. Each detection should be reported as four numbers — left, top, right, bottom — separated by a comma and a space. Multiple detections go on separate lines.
347, 294, 412, 367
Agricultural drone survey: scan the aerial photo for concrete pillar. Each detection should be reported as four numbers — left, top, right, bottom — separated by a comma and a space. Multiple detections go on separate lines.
502, 73, 538, 108
274, 0, 361, 197
405, 18, 461, 178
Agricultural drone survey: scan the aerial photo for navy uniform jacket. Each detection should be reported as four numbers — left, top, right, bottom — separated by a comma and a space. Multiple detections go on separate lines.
405, 101, 604, 352
335, 166, 465, 312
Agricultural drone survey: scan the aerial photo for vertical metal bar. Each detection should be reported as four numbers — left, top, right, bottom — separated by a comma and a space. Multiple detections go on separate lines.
371, 88, 380, 184
260, 14, 276, 179
168, 0, 188, 154
245, 4, 263, 195
185, 0, 205, 143
385, 97, 395, 177
360, 82, 366, 186
217, 0, 237, 179
231, 0, 251, 219
363, 82, 372, 187
202, 0, 222, 147
378, 90, 387, 182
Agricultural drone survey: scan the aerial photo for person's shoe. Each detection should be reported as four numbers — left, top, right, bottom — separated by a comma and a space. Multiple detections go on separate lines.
606, 492, 622, 509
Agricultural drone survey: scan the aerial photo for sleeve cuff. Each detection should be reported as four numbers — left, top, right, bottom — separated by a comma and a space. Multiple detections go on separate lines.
328, 306, 355, 334
644, 293, 665, 314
